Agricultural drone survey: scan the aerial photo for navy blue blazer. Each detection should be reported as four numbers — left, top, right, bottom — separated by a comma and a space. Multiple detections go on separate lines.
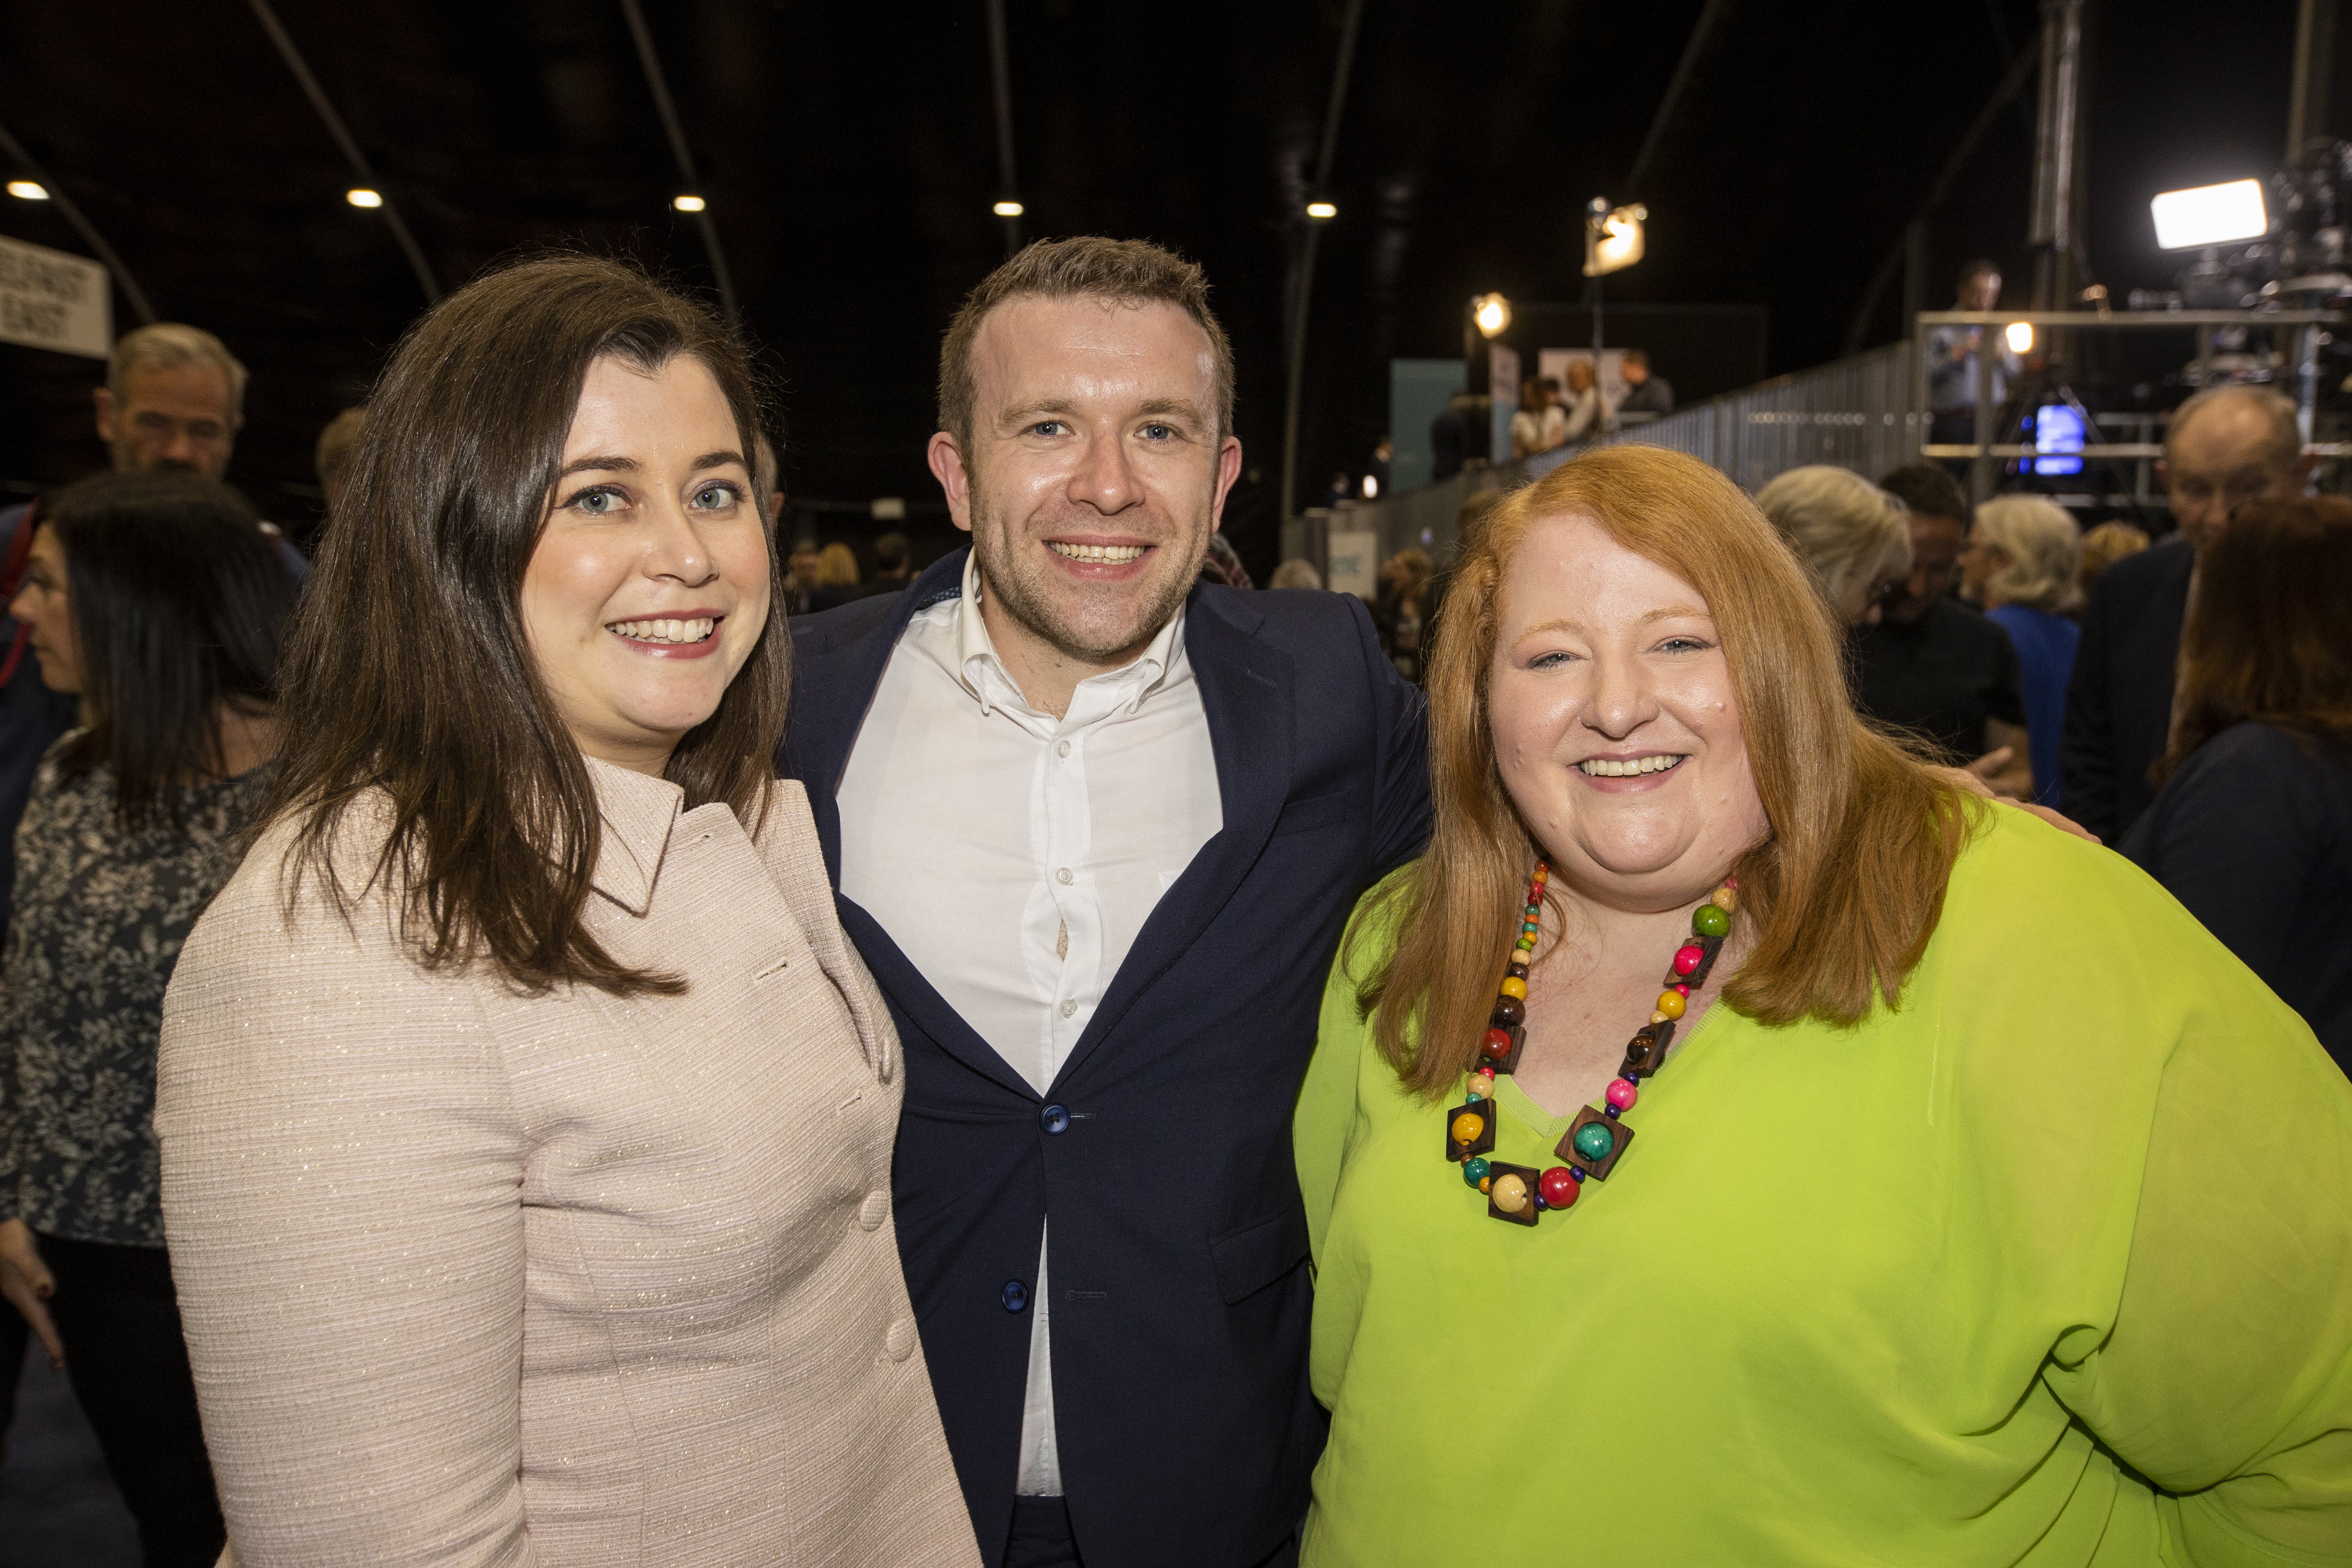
780, 550, 1431, 1567
2061, 536, 2193, 845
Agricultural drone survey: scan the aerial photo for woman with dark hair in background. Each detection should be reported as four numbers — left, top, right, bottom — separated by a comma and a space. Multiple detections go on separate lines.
153, 255, 977, 1566
2125, 496, 2352, 1074
0, 471, 295, 1567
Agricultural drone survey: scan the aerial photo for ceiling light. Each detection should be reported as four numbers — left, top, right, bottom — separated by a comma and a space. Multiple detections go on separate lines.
345, 188, 383, 208
2150, 179, 2267, 250
1305, 201, 1338, 220
993, 200, 1024, 217
6, 181, 49, 201
1472, 293, 1511, 338
2004, 322, 2035, 354
673, 194, 707, 213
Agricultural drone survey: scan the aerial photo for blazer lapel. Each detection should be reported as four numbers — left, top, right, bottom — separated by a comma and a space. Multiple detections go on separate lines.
1051, 588, 1293, 1089
787, 547, 1035, 1100
787, 549, 968, 888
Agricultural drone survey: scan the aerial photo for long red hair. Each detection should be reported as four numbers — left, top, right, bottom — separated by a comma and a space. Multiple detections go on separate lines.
1351, 446, 1979, 1096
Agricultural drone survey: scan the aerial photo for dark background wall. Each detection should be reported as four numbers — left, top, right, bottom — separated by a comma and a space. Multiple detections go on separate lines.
0, 0, 2334, 575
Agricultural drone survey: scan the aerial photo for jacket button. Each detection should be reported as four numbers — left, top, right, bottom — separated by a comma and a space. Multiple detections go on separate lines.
1001, 1280, 1029, 1313
885, 1316, 919, 1362
1040, 1103, 1070, 1135
856, 1189, 890, 1230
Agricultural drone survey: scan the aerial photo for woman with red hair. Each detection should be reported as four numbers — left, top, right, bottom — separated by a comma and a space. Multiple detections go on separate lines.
1295, 445, 2351, 1564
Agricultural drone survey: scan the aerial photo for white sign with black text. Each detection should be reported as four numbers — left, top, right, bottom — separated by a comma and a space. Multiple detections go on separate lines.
0, 233, 111, 360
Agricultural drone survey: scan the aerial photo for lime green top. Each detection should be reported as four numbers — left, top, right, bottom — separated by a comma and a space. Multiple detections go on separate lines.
1296, 808, 2352, 1566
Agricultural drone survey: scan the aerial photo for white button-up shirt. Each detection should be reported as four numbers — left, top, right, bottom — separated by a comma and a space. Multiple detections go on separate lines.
836, 552, 1222, 1495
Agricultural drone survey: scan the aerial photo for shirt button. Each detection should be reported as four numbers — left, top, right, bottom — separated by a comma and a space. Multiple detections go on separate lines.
1040, 1103, 1070, 1134
1056, 739, 1071, 758
885, 1315, 919, 1362
1002, 1280, 1029, 1313
1055, 867, 1073, 884
856, 1189, 890, 1231
1060, 998, 1077, 1018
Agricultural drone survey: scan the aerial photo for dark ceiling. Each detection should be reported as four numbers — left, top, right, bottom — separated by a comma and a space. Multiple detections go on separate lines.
0, 0, 2328, 575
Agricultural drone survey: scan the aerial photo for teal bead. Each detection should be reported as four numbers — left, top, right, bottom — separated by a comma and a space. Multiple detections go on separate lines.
1462, 1156, 1491, 1186
1572, 1123, 1616, 1162
1692, 902, 1730, 939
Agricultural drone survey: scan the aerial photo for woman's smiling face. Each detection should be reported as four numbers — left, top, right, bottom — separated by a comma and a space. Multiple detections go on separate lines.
519, 353, 770, 775
1487, 511, 1770, 911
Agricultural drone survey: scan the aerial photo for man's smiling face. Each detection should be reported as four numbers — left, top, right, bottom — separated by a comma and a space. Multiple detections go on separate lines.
938, 294, 1240, 672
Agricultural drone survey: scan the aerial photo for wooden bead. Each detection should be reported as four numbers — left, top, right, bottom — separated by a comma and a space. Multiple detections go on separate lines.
1490, 1172, 1529, 1214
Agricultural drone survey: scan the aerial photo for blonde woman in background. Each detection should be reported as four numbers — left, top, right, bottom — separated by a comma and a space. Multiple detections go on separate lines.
1752, 465, 1911, 628
2074, 519, 2150, 608
1963, 496, 2082, 809
814, 539, 862, 611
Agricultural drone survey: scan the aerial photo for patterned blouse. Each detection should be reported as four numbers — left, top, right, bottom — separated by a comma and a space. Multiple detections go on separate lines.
0, 741, 266, 1246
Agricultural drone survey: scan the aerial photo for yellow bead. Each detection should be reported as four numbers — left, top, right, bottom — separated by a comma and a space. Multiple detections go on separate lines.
1478, 1176, 1492, 1193
1656, 989, 1687, 1020
1651, 1011, 1670, 1024
1711, 886, 1739, 913
1498, 976, 1528, 1000
1491, 1173, 1529, 1213
1450, 1111, 1483, 1146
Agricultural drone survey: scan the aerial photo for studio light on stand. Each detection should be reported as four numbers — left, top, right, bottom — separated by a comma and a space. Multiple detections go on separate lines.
1473, 293, 1511, 338
2005, 322, 2035, 355
1583, 199, 1647, 435
2150, 179, 2269, 251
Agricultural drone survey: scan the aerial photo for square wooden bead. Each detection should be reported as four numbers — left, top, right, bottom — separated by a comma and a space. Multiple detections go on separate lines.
1444, 1099, 1498, 1163
1486, 1023, 1527, 1075
1484, 1161, 1541, 1226
1619, 1022, 1672, 1078
1556, 1105, 1635, 1180
1680, 932, 1725, 989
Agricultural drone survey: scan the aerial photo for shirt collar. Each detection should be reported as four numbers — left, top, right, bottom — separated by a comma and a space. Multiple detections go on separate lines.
951, 549, 1190, 721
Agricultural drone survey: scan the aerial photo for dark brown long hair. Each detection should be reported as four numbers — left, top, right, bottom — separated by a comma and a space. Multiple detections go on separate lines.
2158, 495, 2352, 783
1350, 446, 1978, 1098
268, 254, 785, 996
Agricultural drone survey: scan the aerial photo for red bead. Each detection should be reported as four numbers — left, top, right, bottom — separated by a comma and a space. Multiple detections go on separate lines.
1672, 982, 1690, 996
1539, 1167, 1579, 1209
1605, 1077, 1638, 1111
1723, 875, 1740, 890
1477, 1065, 1497, 1080
1481, 1029, 1512, 1060
1672, 944, 1704, 977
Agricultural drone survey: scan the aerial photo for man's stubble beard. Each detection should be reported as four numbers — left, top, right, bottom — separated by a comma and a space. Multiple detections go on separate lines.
968, 485, 1210, 666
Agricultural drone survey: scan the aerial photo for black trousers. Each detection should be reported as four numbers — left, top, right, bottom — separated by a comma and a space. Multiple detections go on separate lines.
1001, 1496, 1301, 1568
39, 1233, 225, 1568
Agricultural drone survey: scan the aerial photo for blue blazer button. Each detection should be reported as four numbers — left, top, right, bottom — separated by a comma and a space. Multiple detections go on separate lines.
1040, 1103, 1071, 1134
1002, 1280, 1029, 1313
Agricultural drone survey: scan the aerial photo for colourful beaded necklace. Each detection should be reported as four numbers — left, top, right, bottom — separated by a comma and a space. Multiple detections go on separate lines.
1444, 860, 1740, 1225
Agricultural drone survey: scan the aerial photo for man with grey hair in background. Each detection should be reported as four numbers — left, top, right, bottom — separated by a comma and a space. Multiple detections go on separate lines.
2062, 384, 2314, 842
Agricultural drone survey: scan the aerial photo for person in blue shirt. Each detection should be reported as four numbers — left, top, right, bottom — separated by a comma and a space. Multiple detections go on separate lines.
1963, 495, 2083, 812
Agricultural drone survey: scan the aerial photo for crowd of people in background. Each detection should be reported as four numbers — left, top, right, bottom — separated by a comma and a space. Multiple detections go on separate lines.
0, 237, 2344, 1568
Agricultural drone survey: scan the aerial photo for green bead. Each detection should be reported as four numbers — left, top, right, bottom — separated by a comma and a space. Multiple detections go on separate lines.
1462, 1156, 1491, 1186
1692, 903, 1730, 939
1572, 1123, 1616, 1162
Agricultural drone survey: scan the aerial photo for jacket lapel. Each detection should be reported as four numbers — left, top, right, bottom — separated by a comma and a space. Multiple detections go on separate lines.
787, 548, 1035, 1100
1050, 587, 1293, 1089
788, 550, 968, 888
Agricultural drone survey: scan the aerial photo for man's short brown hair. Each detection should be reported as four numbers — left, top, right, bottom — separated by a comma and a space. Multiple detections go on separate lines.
936, 236, 1235, 450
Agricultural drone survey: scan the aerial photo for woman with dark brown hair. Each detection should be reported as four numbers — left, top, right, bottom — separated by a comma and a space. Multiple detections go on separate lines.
2125, 496, 2352, 1074
1294, 445, 2352, 1564
150, 257, 979, 1566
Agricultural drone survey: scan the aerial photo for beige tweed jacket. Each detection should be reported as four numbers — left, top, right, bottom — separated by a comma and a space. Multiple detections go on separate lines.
155, 761, 982, 1568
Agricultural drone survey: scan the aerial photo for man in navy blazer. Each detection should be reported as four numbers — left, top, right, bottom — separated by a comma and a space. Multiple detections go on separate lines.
2062, 386, 2310, 842
779, 239, 1429, 1568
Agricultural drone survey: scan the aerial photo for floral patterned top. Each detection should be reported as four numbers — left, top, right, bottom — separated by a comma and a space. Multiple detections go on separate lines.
0, 740, 266, 1246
